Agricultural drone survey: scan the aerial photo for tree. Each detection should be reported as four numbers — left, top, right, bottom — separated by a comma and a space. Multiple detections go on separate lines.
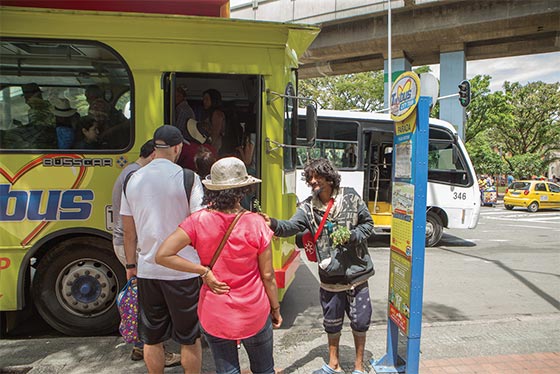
465, 132, 504, 176
493, 81, 560, 167
507, 153, 548, 179
464, 75, 509, 144
299, 71, 385, 111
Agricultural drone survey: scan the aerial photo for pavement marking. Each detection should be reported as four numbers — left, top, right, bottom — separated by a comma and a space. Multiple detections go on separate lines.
501, 223, 560, 230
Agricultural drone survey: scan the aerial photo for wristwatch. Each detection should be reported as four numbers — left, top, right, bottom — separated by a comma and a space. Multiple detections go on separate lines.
125, 263, 136, 269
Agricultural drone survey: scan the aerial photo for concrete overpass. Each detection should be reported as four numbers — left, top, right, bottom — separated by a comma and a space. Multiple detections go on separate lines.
232, 0, 560, 137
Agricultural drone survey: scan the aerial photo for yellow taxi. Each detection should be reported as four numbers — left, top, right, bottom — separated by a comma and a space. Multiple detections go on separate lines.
504, 180, 560, 212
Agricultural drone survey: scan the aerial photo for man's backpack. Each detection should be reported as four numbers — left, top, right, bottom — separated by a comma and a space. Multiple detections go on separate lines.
123, 167, 195, 202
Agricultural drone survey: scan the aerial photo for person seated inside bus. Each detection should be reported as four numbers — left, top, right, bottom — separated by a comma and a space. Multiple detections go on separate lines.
342, 143, 357, 168
2, 83, 57, 149
51, 97, 80, 149
85, 85, 128, 148
73, 116, 102, 150
174, 86, 195, 138
177, 118, 217, 170
201, 88, 226, 154
21, 83, 55, 127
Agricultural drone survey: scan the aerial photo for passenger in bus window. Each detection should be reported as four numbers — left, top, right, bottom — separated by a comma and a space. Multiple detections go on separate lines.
21, 83, 55, 127
342, 144, 357, 168
156, 157, 281, 374
85, 85, 111, 125
202, 88, 226, 154
265, 158, 375, 374
174, 87, 195, 138
73, 116, 101, 149
85, 85, 129, 148
51, 98, 80, 149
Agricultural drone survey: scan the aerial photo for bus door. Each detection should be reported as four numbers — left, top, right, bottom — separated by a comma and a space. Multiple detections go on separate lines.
162, 72, 262, 202
362, 127, 394, 230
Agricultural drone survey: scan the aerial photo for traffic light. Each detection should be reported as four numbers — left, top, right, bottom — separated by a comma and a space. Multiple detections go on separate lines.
458, 80, 471, 107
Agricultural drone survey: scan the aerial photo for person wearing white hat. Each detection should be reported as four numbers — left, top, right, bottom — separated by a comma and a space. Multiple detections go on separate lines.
51, 97, 79, 149
156, 157, 281, 374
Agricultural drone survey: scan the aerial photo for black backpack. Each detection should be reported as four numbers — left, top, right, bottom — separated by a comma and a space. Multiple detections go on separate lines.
123, 168, 195, 202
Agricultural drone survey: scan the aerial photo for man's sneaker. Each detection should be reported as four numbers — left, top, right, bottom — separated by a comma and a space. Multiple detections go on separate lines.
130, 346, 143, 361
164, 352, 181, 367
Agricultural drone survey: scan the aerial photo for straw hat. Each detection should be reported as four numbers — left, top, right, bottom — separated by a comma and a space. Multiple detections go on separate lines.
202, 157, 261, 191
51, 98, 77, 117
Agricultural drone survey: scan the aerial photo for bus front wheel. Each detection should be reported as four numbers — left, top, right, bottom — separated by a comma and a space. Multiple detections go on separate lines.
32, 237, 126, 336
425, 212, 443, 247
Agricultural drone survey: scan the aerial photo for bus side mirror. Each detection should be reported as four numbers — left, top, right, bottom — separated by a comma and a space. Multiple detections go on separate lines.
305, 104, 317, 146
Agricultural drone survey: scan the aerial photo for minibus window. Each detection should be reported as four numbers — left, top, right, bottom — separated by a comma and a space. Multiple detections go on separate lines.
0, 39, 132, 152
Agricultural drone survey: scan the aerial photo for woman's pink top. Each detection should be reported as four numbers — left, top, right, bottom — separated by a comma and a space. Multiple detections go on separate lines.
179, 209, 274, 340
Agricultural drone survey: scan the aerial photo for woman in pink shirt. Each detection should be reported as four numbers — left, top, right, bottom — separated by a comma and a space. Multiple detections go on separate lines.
156, 157, 282, 374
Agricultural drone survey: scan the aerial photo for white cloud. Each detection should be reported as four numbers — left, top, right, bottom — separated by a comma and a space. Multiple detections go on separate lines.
428, 51, 560, 92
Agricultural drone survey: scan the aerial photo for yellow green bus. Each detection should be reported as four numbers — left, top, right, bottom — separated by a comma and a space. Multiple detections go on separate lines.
0, 4, 318, 335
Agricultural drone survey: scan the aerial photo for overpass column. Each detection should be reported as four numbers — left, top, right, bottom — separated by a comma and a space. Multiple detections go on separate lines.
439, 48, 466, 140
384, 55, 412, 108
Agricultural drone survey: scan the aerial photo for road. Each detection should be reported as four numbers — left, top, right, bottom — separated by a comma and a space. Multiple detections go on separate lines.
1, 206, 559, 373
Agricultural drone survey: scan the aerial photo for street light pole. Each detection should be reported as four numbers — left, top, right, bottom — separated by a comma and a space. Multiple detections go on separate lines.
387, 0, 392, 109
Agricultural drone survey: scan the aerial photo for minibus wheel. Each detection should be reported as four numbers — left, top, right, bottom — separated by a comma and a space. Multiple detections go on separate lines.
32, 237, 126, 336
425, 212, 443, 247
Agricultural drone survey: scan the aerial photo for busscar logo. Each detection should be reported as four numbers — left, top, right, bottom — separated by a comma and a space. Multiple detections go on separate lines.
43, 157, 112, 167
0, 184, 93, 221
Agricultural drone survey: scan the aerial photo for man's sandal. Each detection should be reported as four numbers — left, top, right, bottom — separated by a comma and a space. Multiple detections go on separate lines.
312, 364, 344, 374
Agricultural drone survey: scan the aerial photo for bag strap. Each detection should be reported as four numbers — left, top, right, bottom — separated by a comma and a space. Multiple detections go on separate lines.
313, 198, 334, 242
208, 210, 245, 268
183, 168, 195, 203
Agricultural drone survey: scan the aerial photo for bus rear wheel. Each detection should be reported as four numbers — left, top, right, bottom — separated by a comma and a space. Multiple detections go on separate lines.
32, 237, 126, 336
425, 212, 443, 247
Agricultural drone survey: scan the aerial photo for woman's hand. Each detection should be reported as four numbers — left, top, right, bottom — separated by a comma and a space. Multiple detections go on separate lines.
202, 269, 230, 294
270, 307, 282, 328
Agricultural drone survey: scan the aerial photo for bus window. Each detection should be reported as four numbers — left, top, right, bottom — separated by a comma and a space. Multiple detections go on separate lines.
0, 39, 132, 152
296, 118, 359, 169
428, 127, 469, 186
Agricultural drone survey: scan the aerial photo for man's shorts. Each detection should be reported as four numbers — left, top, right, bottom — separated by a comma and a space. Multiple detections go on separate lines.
137, 277, 201, 345
320, 281, 372, 335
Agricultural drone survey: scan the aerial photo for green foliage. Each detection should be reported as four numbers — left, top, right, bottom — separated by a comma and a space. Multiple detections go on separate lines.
507, 153, 548, 179
465, 133, 504, 175
330, 225, 351, 247
464, 75, 510, 144
299, 71, 384, 111
493, 81, 560, 157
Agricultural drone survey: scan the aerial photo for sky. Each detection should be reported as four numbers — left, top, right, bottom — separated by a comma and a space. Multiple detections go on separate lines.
428, 51, 560, 92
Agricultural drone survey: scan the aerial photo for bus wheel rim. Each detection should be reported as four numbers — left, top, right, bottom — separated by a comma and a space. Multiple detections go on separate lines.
56, 259, 118, 317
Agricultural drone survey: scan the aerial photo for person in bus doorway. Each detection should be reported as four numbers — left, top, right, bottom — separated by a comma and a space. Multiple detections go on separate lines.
264, 157, 374, 374
174, 86, 196, 138
201, 88, 226, 154
110, 139, 180, 366
156, 157, 282, 374
177, 118, 216, 171
120, 125, 205, 374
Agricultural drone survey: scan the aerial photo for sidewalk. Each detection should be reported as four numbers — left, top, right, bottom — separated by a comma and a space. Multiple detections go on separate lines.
1, 314, 559, 373
419, 352, 560, 374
